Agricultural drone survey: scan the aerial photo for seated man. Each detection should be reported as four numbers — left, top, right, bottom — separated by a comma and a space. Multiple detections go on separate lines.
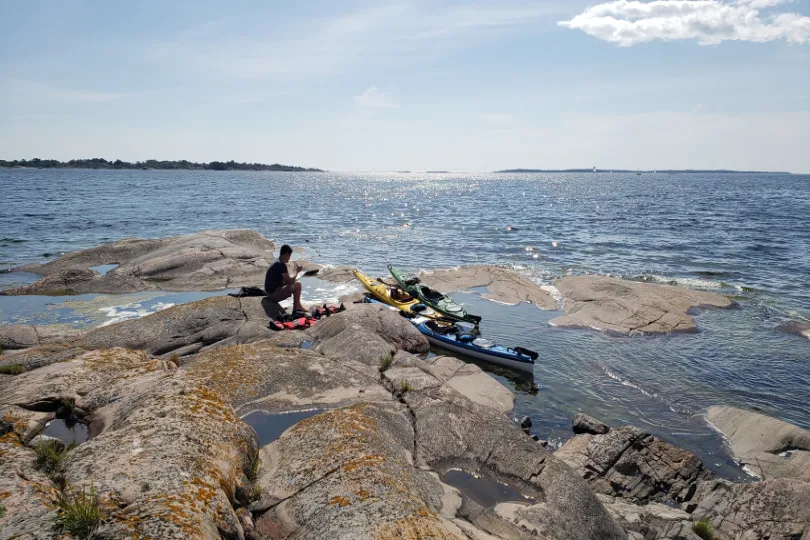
264, 244, 306, 313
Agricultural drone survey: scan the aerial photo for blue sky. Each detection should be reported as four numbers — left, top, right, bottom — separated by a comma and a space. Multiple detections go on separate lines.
1, 0, 809, 172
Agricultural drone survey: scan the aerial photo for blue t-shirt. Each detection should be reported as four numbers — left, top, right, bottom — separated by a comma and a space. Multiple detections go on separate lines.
264, 260, 288, 293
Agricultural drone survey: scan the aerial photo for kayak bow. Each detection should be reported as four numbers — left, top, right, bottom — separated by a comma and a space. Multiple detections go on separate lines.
388, 265, 481, 324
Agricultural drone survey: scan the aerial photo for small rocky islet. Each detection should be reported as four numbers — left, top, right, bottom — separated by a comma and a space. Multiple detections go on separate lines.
1, 230, 808, 539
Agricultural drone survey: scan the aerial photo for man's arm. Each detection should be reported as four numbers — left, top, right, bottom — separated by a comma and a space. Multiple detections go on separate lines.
282, 263, 301, 285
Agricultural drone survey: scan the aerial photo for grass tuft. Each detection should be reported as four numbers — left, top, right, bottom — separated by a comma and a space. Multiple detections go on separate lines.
399, 379, 412, 393
34, 439, 74, 477
56, 485, 101, 538
242, 453, 263, 503
246, 454, 261, 484
0, 363, 25, 375
0, 503, 5, 519
692, 518, 715, 540
378, 352, 394, 373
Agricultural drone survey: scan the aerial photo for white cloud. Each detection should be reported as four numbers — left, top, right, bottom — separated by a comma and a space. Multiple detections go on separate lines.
355, 87, 398, 108
558, 0, 810, 46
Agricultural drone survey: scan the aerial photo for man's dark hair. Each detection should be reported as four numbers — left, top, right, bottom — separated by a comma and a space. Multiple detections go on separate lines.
280, 244, 293, 256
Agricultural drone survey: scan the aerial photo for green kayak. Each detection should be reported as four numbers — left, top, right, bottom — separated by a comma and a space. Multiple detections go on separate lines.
388, 265, 481, 324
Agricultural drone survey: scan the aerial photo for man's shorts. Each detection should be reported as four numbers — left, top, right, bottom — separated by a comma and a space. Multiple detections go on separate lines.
266, 284, 294, 302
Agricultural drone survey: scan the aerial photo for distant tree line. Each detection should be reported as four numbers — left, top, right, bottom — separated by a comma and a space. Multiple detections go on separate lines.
0, 157, 323, 172
497, 168, 792, 174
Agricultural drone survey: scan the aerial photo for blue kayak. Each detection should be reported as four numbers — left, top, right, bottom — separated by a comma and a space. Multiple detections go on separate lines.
363, 295, 536, 373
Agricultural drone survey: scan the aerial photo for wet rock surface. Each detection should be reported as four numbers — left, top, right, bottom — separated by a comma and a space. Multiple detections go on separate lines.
2, 229, 277, 295
706, 405, 810, 481
549, 275, 733, 335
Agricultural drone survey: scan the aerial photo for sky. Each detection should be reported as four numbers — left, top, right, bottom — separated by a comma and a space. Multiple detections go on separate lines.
1, 0, 809, 172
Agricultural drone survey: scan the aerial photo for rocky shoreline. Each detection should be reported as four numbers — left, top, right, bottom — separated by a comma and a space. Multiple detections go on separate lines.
1, 231, 808, 539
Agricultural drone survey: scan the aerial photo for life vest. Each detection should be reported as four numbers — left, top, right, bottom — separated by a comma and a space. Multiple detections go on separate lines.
269, 303, 345, 330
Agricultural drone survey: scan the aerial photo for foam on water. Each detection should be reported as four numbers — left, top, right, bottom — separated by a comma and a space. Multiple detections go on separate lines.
99, 301, 175, 326
633, 274, 725, 290
602, 366, 656, 399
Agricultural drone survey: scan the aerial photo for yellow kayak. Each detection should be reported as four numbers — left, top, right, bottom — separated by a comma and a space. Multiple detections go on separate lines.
353, 269, 434, 316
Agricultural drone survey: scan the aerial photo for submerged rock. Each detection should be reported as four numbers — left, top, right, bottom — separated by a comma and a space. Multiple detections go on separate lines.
418, 265, 558, 309
318, 265, 357, 282
573, 413, 610, 435
549, 275, 733, 335
555, 426, 711, 504
706, 405, 810, 481
2, 229, 277, 295
775, 320, 810, 340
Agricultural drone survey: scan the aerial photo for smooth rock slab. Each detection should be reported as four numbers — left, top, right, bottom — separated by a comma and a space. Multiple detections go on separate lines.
76, 295, 278, 357
2, 229, 276, 295
0, 324, 83, 351
0, 343, 86, 373
253, 403, 461, 539
185, 340, 392, 415
549, 275, 733, 335
423, 355, 515, 414
310, 303, 429, 375
706, 405, 810, 481
419, 265, 557, 309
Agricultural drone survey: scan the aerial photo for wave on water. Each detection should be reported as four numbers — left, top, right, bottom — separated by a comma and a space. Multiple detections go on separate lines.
99, 301, 175, 326
601, 365, 693, 416
627, 274, 725, 290
603, 366, 656, 398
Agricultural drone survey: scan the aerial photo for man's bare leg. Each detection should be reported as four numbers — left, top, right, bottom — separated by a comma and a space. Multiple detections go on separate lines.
292, 282, 305, 313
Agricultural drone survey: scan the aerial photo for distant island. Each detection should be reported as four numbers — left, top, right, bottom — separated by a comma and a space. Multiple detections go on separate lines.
0, 158, 323, 172
497, 168, 793, 174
